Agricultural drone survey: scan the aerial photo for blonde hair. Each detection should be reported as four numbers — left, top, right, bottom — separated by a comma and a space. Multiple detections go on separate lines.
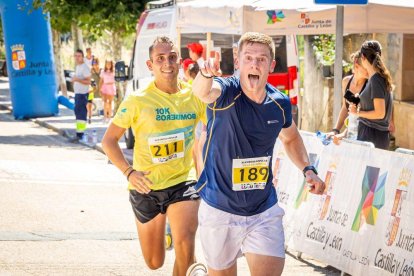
238, 32, 275, 59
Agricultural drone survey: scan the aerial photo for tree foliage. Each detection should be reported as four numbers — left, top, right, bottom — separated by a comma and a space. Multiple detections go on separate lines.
32, 0, 88, 33
32, 0, 147, 38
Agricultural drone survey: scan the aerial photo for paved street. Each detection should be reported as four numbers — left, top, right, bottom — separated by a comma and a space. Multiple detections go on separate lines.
0, 105, 340, 275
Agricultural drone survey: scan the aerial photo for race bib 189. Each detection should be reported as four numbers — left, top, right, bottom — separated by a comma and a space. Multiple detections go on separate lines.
232, 156, 271, 191
148, 133, 185, 163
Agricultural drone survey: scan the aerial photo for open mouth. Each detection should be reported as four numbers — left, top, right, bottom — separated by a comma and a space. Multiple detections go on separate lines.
248, 74, 260, 87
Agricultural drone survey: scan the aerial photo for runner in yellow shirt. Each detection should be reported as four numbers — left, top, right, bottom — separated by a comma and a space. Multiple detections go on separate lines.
102, 36, 205, 276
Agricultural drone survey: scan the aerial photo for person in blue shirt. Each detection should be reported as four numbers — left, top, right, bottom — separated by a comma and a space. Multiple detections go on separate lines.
191, 32, 325, 276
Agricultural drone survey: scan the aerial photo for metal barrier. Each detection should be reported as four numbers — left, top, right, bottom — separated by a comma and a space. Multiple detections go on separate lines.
395, 147, 414, 155
342, 138, 375, 148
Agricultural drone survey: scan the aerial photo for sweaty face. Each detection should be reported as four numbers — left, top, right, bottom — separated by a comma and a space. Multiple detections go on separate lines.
238, 42, 275, 94
147, 43, 180, 82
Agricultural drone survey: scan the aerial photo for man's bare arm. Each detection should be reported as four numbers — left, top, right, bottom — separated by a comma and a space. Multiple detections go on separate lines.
279, 122, 310, 170
72, 76, 91, 85
102, 123, 130, 173
192, 75, 222, 104
192, 51, 222, 104
102, 123, 152, 194
279, 122, 325, 194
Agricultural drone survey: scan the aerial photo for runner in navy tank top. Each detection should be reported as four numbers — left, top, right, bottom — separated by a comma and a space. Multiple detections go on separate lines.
191, 32, 326, 276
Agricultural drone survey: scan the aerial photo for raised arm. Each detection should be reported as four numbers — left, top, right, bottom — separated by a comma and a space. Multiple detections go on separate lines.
192, 52, 222, 104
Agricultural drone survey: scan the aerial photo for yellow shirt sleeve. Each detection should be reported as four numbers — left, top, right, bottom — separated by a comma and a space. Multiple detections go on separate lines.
199, 100, 207, 125
191, 92, 207, 125
112, 95, 139, 129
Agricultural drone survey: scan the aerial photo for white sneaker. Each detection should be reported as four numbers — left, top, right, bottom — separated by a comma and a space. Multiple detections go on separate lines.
186, 263, 208, 276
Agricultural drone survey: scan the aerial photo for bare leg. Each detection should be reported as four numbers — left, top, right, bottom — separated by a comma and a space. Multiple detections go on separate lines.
102, 94, 108, 120
167, 200, 199, 276
134, 213, 167, 270
86, 102, 92, 121
208, 263, 237, 276
107, 95, 115, 118
245, 253, 285, 276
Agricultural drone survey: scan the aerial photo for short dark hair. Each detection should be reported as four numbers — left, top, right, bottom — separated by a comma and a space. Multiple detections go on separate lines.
75, 49, 84, 57
149, 36, 175, 58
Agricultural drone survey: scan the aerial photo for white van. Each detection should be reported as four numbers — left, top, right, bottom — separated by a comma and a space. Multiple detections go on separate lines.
116, 0, 299, 149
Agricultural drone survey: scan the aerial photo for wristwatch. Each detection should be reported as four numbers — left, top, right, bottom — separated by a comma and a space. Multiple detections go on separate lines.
303, 165, 318, 177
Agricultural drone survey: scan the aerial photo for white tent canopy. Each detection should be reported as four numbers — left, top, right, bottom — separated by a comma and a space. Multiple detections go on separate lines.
176, 0, 414, 35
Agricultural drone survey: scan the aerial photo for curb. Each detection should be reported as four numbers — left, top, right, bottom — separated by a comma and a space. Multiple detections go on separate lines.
0, 102, 102, 152
0, 102, 131, 163
33, 118, 104, 153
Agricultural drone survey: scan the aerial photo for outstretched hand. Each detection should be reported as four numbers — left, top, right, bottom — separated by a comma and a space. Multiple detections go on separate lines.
200, 51, 222, 77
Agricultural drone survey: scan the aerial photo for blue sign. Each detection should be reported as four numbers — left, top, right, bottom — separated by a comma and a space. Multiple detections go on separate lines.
314, 0, 368, 4
0, 0, 58, 119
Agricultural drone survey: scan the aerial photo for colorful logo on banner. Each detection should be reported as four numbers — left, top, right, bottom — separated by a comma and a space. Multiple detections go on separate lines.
319, 163, 337, 220
11, 44, 26, 71
294, 153, 319, 209
272, 151, 285, 188
385, 168, 411, 246
352, 166, 387, 232
267, 10, 285, 24
301, 13, 311, 24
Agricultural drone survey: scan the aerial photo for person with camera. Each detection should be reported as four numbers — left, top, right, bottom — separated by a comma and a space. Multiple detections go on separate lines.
327, 51, 368, 143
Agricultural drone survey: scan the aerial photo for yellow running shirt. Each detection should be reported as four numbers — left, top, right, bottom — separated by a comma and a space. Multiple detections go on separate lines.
112, 81, 206, 191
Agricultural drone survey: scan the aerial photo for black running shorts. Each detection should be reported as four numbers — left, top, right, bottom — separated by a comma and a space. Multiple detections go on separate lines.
129, 180, 200, 223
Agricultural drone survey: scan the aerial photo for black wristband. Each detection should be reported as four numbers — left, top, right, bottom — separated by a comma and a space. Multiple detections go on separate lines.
123, 166, 133, 175
200, 71, 214, 79
303, 165, 318, 177
332, 128, 340, 134
126, 169, 136, 181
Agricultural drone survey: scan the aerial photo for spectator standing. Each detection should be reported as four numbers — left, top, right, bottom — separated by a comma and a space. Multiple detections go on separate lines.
328, 51, 368, 140
348, 40, 394, 150
99, 60, 116, 124
86, 57, 101, 124
71, 49, 91, 141
84, 47, 94, 68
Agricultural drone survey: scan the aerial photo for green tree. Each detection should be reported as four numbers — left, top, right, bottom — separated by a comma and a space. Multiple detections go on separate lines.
80, 1, 147, 109
31, 0, 91, 96
34, 0, 147, 105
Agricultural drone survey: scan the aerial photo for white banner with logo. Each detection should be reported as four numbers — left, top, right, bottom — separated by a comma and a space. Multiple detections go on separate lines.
273, 133, 414, 276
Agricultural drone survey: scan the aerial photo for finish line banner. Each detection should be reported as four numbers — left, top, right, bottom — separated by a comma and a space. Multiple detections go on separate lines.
272, 133, 414, 276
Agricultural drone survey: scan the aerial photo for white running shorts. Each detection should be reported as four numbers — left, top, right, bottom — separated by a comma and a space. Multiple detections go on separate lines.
198, 200, 285, 270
